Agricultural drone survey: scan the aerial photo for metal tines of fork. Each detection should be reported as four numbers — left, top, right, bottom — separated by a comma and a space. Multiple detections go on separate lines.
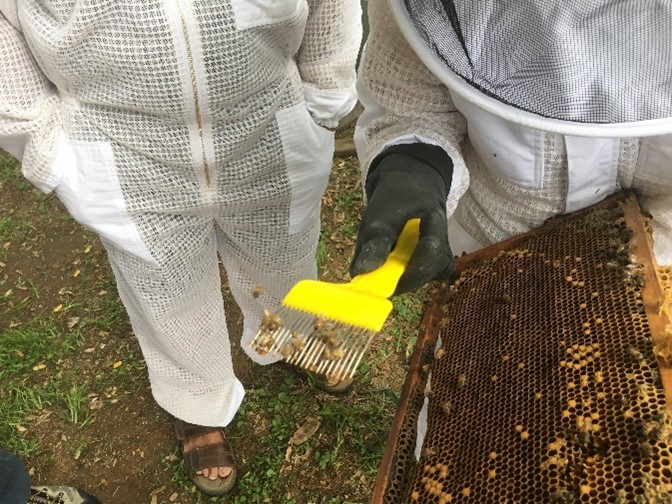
250, 307, 375, 382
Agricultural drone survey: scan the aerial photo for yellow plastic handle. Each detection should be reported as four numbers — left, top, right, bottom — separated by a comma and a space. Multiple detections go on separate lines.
348, 218, 420, 298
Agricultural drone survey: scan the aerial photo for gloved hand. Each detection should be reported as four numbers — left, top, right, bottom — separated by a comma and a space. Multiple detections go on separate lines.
350, 143, 455, 294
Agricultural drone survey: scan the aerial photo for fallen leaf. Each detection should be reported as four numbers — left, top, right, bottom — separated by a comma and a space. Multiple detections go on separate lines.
84, 245, 92, 253
34, 411, 52, 425
4, 289, 12, 297
73, 269, 80, 277
89, 398, 103, 410
169, 492, 178, 502
32, 364, 46, 371
289, 416, 321, 446
84, 347, 95, 353
16, 425, 27, 433
53, 304, 63, 313
295, 447, 312, 461
149, 485, 166, 497
112, 361, 123, 369
67, 317, 80, 328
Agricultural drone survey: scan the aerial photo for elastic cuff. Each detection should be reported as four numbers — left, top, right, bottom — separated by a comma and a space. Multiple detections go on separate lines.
367, 143, 454, 195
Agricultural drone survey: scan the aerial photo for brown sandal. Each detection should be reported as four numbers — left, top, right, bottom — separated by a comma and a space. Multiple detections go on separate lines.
314, 375, 354, 395
276, 362, 354, 396
174, 419, 237, 496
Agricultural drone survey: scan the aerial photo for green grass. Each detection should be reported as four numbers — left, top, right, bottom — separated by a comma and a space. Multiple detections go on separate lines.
0, 321, 83, 378
0, 318, 90, 453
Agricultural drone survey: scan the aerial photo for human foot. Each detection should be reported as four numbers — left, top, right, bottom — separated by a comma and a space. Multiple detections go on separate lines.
174, 419, 237, 496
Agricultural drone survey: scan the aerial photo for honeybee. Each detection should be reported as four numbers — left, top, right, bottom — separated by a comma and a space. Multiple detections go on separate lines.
281, 344, 294, 359
261, 309, 282, 332
441, 401, 452, 416
291, 332, 305, 351
421, 446, 437, 458
257, 333, 275, 351
638, 441, 653, 459
321, 327, 340, 348
456, 374, 466, 388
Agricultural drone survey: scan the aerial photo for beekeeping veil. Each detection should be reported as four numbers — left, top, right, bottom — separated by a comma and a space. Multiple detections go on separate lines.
391, 0, 672, 137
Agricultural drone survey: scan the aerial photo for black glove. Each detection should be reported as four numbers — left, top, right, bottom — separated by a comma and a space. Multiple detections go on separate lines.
350, 143, 455, 295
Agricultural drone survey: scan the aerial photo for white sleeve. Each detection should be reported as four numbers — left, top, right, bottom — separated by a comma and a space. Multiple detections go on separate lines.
0, 0, 19, 29
0, 10, 63, 192
353, 0, 469, 217
298, 0, 362, 129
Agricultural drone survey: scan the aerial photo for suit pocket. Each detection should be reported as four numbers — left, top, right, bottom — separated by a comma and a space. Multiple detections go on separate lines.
276, 102, 334, 235
453, 94, 544, 189
229, 0, 303, 30
53, 135, 155, 263
636, 134, 672, 185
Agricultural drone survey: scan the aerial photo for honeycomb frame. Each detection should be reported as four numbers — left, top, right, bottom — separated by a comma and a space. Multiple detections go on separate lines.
372, 193, 672, 503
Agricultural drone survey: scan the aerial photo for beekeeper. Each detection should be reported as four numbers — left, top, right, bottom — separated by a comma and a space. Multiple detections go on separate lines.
0, 0, 361, 495
351, 0, 672, 292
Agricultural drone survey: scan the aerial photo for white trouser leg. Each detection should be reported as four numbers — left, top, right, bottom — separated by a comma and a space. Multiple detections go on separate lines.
103, 214, 244, 427
215, 205, 321, 365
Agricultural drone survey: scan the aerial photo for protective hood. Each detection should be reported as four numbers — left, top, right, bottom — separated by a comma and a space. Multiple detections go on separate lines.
391, 0, 672, 137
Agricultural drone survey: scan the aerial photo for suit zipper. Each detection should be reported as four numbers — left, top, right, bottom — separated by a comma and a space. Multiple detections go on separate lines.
174, 0, 212, 187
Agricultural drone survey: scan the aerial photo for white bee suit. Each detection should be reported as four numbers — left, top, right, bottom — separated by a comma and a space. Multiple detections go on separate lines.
0, 0, 361, 426
355, 0, 672, 266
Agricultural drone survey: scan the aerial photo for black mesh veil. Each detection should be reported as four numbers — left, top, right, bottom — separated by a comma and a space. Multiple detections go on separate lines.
401, 0, 672, 126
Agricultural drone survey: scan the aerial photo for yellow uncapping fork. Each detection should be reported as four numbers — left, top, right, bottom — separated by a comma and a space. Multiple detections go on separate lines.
250, 219, 420, 382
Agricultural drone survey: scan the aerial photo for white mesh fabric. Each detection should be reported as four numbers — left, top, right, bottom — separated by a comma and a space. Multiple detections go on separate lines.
298, 0, 361, 128
1, 0, 361, 192
0, 12, 62, 191
105, 207, 321, 427
1, 0, 360, 426
453, 133, 568, 247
